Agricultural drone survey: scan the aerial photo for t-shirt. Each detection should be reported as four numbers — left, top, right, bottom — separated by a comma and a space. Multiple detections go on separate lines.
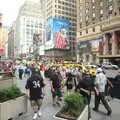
25, 68, 31, 74
25, 74, 45, 100
94, 72, 107, 92
51, 73, 61, 89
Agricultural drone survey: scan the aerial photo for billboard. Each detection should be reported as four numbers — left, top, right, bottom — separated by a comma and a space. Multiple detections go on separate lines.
45, 19, 54, 49
45, 18, 70, 50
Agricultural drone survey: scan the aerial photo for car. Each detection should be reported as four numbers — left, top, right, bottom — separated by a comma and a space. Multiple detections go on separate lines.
102, 62, 119, 70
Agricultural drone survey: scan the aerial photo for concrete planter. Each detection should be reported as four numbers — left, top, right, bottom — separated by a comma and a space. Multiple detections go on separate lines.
53, 105, 88, 120
0, 95, 27, 120
0, 77, 16, 90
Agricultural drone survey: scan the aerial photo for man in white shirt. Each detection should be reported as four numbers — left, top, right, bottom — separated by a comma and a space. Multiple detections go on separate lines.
93, 68, 112, 116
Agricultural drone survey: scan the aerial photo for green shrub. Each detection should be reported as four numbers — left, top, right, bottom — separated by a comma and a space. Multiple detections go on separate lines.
0, 85, 22, 102
62, 92, 85, 117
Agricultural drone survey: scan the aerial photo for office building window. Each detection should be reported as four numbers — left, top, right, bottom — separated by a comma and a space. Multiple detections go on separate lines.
93, 13, 95, 17
86, 29, 88, 34
80, 23, 82, 28
86, 9, 88, 14
80, 32, 82, 35
86, 16, 89, 21
100, 1, 103, 7
92, 0, 95, 3
100, 9, 103, 14
93, 27, 95, 32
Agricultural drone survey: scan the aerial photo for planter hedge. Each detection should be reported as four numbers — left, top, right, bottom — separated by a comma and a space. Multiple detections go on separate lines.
0, 85, 27, 120
0, 85, 22, 103
56, 92, 85, 120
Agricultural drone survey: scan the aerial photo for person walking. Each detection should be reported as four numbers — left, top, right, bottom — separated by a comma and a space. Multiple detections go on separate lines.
66, 72, 74, 94
50, 70, 62, 106
93, 68, 112, 116
25, 69, 45, 120
18, 64, 24, 80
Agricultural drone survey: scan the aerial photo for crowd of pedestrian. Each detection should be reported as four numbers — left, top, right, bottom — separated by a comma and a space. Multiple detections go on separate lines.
1, 60, 118, 120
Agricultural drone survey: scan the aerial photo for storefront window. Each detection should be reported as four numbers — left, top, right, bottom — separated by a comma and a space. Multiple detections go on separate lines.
93, 54, 96, 62
86, 54, 89, 62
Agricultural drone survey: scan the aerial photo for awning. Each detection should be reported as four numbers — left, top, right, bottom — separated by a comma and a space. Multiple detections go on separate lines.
99, 55, 120, 59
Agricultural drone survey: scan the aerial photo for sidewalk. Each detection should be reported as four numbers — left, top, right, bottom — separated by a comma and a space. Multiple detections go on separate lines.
15, 77, 120, 120
91, 98, 120, 120
15, 78, 60, 120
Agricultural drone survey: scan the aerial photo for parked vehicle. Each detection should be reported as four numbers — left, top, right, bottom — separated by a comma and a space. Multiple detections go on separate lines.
102, 62, 119, 70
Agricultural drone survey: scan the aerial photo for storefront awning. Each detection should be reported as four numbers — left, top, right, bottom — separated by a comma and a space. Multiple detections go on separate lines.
99, 55, 120, 59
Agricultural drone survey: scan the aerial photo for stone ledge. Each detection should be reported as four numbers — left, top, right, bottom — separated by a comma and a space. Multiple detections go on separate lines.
53, 105, 88, 120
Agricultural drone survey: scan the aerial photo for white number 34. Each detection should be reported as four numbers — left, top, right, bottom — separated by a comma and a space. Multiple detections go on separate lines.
33, 81, 40, 88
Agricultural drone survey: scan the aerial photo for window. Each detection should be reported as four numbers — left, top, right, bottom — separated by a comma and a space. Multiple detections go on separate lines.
86, 9, 88, 14
100, 10, 103, 14
80, 23, 82, 28
100, 2, 103, 7
93, 27, 95, 32
86, 29, 88, 34
86, 16, 89, 21
93, 13, 95, 17
80, 32, 82, 35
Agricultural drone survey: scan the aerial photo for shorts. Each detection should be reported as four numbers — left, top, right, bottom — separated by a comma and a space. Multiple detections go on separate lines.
51, 88, 62, 98
30, 99, 42, 112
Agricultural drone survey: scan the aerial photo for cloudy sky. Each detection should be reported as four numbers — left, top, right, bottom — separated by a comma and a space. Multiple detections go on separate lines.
0, 0, 40, 26
0, 0, 25, 26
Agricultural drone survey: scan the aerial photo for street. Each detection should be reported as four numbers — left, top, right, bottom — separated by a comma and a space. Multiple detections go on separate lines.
13, 69, 120, 120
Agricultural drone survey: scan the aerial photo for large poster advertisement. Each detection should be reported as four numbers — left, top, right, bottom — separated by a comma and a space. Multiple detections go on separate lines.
53, 19, 70, 49
45, 18, 70, 50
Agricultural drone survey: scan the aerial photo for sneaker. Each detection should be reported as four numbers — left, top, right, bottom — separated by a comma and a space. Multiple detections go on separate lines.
56, 101, 61, 107
93, 108, 98, 112
107, 111, 112, 116
33, 113, 37, 120
38, 110, 42, 117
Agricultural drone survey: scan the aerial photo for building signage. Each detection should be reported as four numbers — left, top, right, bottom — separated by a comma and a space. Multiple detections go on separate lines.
78, 41, 91, 53
90, 39, 102, 52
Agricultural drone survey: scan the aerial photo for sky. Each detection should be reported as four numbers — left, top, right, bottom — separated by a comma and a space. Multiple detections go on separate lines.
0, 0, 40, 26
0, 0, 25, 26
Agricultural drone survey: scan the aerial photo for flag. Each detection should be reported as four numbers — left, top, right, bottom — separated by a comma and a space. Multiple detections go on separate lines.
112, 32, 117, 43
102, 35, 106, 47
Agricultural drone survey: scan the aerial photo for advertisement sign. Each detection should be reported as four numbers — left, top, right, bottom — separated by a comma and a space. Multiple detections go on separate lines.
78, 41, 91, 53
90, 39, 102, 52
33, 31, 43, 44
53, 19, 70, 49
45, 18, 70, 50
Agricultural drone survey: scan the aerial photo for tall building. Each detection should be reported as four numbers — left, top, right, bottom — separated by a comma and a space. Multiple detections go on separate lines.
2, 26, 8, 58
15, 0, 44, 58
0, 13, 3, 58
8, 24, 15, 58
77, 0, 120, 64
44, 0, 77, 61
